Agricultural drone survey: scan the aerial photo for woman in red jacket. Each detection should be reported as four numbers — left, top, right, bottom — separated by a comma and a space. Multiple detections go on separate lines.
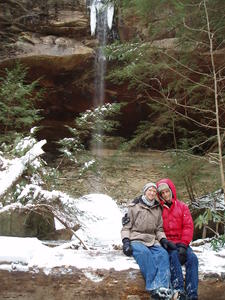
157, 178, 198, 300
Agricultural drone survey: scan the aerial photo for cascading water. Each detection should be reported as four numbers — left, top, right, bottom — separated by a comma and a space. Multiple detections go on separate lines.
88, 0, 114, 156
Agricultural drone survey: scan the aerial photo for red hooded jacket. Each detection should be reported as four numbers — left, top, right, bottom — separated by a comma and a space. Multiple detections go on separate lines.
156, 178, 193, 246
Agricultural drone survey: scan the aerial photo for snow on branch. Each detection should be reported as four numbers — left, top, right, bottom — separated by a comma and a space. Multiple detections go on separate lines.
0, 140, 46, 198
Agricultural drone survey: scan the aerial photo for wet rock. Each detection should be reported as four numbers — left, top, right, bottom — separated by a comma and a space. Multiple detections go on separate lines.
39, 10, 89, 38
0, 205, 55, 239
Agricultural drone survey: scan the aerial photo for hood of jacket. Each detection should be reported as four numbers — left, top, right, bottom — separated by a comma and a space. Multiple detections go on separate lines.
157, 178, 177, 203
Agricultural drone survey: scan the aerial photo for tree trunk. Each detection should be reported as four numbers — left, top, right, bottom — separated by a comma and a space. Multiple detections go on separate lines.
204, 0, 225, 203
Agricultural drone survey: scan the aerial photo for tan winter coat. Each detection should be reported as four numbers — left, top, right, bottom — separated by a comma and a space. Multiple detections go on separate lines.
121, 197, 166, 247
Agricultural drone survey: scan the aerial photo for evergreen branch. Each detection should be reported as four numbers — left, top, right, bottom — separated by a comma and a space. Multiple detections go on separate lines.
158, 49, 213, 84
218, 85, 225, 95
183, 17, 208, 34
188, 135, 217, 152
215, 39, 225, 51
145, 89, 224, 130
133, 74, 215, 115
216, 65, 225, 77
164, 62, 213, 92
168, 100, 215, 115
179, 35, 209, 49
212, 26, 225, 37
177, 0, 200, 8
0, 0, 29, 13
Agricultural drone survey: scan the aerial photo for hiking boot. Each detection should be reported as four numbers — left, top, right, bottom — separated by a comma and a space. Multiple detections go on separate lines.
150, 287, 173, 299
150, 292, 161, 300
172, 291, 187, 300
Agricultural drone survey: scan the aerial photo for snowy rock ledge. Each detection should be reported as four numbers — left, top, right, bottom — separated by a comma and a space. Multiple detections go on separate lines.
0, 194, 225, 299
0, 253, 225, 300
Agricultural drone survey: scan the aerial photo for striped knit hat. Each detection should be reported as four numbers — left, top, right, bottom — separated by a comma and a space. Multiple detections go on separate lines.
143, 182, 157, 194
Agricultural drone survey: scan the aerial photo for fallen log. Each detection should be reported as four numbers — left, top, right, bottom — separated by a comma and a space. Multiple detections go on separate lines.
0, 139, 46, 198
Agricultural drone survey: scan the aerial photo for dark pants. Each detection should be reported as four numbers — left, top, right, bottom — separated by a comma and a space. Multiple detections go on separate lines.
169, 247, 198, 299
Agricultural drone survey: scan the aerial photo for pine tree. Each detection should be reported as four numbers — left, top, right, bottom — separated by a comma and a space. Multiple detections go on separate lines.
0, 63, 43, 144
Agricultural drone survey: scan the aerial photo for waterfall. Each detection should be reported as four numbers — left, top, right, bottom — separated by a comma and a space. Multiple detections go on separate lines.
88, 1, 114, 155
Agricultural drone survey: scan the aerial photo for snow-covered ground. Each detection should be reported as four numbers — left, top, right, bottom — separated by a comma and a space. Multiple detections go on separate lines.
0, 194, 225, 279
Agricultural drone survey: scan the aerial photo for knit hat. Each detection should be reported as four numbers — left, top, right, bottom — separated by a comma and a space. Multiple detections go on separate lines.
157, 183, 172, 198
143, 182, 157, 194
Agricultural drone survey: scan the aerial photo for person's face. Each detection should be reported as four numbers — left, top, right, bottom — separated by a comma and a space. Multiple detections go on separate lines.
161, 189, 172, 203
145, 187, 157, 201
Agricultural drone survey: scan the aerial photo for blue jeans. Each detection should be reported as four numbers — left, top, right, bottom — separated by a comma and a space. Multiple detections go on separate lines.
169, 247, 198, 299
131, 241, 171, 291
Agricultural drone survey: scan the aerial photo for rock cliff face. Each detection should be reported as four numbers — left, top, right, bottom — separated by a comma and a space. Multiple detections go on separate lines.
0, 1, 151, 151
0, 206, 55, 238
0, 1, 95, 150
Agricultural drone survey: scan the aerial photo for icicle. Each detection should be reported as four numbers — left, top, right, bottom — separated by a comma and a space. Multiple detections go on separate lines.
90, 2, 97, 36
107, 3, 114, 30
89, 0, 114, 35
96, 0, 103, 12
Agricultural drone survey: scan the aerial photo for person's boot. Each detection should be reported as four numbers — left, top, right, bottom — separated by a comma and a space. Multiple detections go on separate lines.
151, 287, 173, 299
150, 289, 161, 299
172, 291, 187, 300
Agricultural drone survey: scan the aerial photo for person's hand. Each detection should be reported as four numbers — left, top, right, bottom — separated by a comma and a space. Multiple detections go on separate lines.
122, 213, 130, 226
160, 238, 177, 250
176, 243, 187, 265
122, 238, 132, 256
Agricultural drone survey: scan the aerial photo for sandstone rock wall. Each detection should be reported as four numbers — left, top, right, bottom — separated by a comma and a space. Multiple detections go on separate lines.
0, 207, 55, 238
